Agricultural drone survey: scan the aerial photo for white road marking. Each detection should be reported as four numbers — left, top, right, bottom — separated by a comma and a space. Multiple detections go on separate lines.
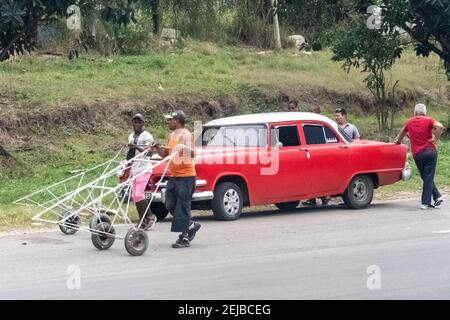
433, 230, 450, 234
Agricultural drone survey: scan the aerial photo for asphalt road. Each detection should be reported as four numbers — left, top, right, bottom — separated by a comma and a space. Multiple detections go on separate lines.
1, 199, 450, 299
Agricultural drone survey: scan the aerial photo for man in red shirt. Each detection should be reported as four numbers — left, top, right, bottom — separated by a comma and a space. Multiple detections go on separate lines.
395, 103, 445, 209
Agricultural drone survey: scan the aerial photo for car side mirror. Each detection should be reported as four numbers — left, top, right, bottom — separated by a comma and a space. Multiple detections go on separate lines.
274, 142, 283, 151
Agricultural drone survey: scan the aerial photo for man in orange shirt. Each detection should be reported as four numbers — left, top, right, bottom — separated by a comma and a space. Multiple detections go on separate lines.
152, 110, 201, 248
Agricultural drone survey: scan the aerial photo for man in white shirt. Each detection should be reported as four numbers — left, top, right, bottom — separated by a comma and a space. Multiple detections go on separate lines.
128, 113, 156, 230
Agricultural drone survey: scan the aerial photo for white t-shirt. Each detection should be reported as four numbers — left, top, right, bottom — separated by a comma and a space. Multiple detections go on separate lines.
128, 130, 153, 172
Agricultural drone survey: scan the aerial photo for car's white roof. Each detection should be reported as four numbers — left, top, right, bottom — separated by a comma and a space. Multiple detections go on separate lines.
204, 112, 349, 144
205, 112, 337, 128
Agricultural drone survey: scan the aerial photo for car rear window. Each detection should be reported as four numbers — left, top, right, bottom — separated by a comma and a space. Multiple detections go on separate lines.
271, 125, 301, 147
200, 125, 268, 147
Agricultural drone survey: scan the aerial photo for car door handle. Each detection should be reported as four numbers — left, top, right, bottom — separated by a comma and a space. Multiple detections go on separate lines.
339, 145, 349, 149
299, 147, 311, 159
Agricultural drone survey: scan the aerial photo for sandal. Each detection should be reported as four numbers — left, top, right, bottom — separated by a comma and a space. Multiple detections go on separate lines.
141, 215, 157, 231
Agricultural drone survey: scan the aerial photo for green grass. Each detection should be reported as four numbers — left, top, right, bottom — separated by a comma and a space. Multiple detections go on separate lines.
0, 128, 138, 232
381, 140, 450, 193
1, 41, 450, 231
1, 43, 448, 110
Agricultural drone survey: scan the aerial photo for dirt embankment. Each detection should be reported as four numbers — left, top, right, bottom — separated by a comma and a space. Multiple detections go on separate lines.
0, 96, 241, 152
0, 86, 432, 156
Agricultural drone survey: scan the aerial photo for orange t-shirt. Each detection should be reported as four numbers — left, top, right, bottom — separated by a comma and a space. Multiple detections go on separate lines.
167, 128, 196, 177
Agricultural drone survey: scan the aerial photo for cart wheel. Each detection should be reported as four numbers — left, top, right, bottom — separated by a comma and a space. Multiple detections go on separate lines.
91, 222, 116, 250
89, 213, 111, 231
124, 228, 149, 256
58, 210, 80, 235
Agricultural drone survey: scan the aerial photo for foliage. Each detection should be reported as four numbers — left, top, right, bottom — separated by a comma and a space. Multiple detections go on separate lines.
382, 0, 450, 79
0, 0, 138, 60
331, 15, 403, 131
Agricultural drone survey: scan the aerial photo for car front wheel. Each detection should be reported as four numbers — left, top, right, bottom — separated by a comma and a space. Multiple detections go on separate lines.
212, 182, 243, 221
151, 202, 169, 221
342, 175, 374, 209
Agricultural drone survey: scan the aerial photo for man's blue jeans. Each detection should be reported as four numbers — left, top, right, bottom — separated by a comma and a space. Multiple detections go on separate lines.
165, 176, 196, 233
414, 148, 441, 205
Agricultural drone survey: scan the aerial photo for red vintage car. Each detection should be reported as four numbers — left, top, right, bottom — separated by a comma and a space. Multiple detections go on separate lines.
119, 112, 409, 221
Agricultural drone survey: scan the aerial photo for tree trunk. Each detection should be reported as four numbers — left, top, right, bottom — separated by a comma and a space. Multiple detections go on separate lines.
0, 144, 10, 158
151, 0, 162, 36
269, 0, 282, 49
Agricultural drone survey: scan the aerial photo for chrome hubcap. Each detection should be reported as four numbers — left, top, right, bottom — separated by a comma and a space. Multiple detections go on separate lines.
223, 189, 240, 216
353, 179, 368, 201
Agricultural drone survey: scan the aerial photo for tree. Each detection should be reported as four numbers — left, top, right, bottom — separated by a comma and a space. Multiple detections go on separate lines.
331, 15, 403, 132
382, 0, 450, 79
269, 0, 281, 49
150, 0, 162, 35
0, 0, 138, 61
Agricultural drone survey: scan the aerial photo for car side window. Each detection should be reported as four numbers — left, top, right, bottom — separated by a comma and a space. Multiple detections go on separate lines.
304, 124, 340, 145
324, 127, 339, 144
303, 125, 326, 145
272, 125, 300, 147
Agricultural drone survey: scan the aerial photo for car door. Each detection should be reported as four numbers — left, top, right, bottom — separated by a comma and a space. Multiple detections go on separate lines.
265, 122, 312, 202
300, 122, 350, 196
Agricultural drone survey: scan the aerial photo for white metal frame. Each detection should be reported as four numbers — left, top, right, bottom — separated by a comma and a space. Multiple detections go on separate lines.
13, 150, 175, 240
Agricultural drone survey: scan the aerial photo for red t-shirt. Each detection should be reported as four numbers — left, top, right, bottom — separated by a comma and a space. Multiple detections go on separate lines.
403, 116, 436, 158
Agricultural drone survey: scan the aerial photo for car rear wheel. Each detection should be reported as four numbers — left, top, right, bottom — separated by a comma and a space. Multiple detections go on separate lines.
342, 175, 374, 209
212, 182, 243, 221
275, 201, 300, 211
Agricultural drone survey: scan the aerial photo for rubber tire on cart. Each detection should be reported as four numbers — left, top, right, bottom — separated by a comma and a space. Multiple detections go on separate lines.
274, 201, 300, 211
212, 182, 244, 221
89, 213, 111, 231
342, 174, 374, 209
91, 222, 116, 250
124, 228, 149, 256
150, 202, 169, 221
58, 209, 80, 235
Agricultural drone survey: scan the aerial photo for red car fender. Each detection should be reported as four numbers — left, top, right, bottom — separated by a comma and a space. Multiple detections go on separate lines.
211, 172, 250, 193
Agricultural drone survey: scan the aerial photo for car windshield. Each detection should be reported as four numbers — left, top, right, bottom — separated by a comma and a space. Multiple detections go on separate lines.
199, 124, 268, 147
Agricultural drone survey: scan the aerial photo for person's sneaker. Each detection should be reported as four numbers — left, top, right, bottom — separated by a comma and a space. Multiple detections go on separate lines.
172, 237, 190, 248
187, 222, 201, 242
421, 204, 436, 210
434, 197, 444, 207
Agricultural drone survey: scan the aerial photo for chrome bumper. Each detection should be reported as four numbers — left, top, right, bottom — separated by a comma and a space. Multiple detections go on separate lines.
145, 179, 214, 203
402, 168, 411, 181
